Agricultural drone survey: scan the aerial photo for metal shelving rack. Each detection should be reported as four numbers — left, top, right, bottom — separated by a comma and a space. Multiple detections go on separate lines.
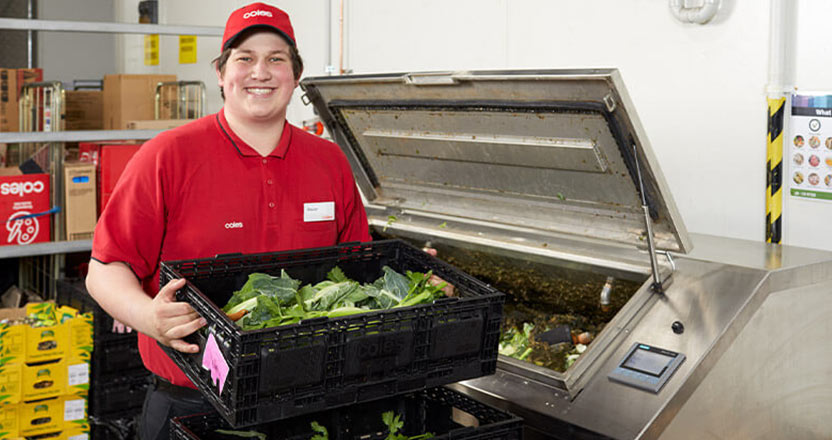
0, 18, 222, 296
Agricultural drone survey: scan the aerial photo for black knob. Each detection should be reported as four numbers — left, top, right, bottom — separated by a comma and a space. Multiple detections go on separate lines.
671, 321, 684, 334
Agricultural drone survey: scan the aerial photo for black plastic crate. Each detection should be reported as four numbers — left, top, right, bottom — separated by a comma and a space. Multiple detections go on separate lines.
90, 373, 152, 418
160, 239, 505, 427
171, 386, 522, 440
91, 337, 146, 379
56, 278, 140, 344
90, 414, 139, 440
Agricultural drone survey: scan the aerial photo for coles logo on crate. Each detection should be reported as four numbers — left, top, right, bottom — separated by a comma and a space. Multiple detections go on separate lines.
0, 173, 50, 245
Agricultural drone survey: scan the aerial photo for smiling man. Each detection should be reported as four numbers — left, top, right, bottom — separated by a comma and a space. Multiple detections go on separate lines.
84, 3, 371, 439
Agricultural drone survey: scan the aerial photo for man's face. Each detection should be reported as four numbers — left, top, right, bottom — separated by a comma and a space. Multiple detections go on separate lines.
217, 31, 298, 124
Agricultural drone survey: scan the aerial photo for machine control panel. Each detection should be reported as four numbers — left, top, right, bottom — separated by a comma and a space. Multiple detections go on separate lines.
608, 342, 685, 393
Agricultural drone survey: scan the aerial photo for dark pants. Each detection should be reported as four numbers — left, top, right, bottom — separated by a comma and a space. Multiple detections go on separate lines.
139, 376, 214, 440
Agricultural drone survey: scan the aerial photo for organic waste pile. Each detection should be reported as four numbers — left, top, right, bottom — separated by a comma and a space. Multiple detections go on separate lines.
221, 266, 448, 331
438, 247, 641, 373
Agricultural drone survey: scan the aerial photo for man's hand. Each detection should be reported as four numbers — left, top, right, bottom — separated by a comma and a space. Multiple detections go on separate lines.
422, 247, 456, 297
146, 278, 206, 353
86, 260, 207, 354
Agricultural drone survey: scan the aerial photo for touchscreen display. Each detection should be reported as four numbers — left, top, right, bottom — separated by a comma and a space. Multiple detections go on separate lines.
622, 348, 674, 377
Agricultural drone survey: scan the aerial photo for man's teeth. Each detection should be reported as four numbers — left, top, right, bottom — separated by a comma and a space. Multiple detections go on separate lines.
247, 88, 273, 95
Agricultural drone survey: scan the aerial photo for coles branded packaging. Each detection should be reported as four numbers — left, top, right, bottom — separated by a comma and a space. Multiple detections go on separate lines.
0, 68, 43, 132
0, 169, 50, 246
78, 142, 141, 215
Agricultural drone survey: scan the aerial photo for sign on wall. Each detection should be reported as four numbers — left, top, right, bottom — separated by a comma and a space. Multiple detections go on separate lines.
789, 94, 832, 201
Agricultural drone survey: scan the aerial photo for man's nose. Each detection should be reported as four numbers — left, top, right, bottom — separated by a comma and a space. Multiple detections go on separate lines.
250, 60, 271, 79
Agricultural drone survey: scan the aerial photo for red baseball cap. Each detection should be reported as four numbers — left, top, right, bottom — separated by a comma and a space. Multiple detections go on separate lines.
222, 2, 296, 50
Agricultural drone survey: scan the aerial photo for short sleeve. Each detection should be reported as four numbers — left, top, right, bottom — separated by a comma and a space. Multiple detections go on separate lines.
91, 139, 168, 282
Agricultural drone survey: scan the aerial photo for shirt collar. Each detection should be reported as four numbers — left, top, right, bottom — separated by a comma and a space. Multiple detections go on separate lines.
215, 107, 293, 158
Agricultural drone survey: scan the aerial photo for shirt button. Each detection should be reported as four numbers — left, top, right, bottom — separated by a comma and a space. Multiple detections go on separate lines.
267, 179, 273, 185
262, 158, 268, 164
269, 202, 275, 208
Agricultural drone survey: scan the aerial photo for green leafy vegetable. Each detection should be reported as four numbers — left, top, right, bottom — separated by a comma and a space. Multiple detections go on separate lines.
310, 421, 328, 440
222, 266, 447, 331
214, 429, 266, 440
382, 410, 435, 440
498, 322, 534, 360
383, 215, 398, 232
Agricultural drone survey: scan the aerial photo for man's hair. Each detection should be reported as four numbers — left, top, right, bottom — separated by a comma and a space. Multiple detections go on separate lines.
212, 30, 304, 100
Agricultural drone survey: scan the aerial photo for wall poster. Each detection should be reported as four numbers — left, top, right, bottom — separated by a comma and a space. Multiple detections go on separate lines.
789, 94, 832, 201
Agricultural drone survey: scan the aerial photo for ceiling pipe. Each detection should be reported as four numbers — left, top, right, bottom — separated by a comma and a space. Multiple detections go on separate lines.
669, 0, 720, 24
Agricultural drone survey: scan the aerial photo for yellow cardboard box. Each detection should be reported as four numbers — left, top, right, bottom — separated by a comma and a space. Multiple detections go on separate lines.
1, 303, 91, 368
61, 395, 87, 435
21, 359, 65, 402
61, 307, 92, 366
0, 316, 26, 363
19, 396, 62, 436
60, 306, 92, 398
24, 303, 67, 363
0, 361, 22, 405
61, 419, 90, 440
64, 360, 89, 398
0, 402, 19, 438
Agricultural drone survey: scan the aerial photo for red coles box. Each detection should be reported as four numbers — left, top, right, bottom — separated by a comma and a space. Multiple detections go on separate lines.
79, 142, 141, 215
0, 170, 50, 246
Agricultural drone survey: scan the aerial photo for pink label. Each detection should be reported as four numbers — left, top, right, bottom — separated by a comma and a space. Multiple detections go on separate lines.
202, 333, 229, 394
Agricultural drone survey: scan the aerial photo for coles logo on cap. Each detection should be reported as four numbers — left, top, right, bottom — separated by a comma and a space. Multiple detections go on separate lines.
222, 2, 296, 50
243, 10, 272, 19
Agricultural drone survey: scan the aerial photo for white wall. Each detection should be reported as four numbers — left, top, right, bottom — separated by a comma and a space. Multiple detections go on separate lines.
109, 0, 832, 251
38, 0, 116, 87
785, 1, 832, 250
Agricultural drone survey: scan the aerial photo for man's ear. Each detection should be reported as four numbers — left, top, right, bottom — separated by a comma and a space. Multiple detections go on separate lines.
215, 63, 224, 88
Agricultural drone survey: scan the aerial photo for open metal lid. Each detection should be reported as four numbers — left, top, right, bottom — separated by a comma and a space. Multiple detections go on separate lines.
300, 69, 691, 254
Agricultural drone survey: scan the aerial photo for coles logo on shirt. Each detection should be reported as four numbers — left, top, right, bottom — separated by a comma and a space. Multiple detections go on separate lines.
225, 221, 243, 229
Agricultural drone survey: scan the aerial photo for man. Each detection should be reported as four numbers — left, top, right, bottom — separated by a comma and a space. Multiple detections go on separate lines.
85, 3, 371, 438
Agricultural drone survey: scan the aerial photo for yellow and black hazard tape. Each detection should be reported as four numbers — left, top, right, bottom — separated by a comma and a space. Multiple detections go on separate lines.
767, 97, 785, 244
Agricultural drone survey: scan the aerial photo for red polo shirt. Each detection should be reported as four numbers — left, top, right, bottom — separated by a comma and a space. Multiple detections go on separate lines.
91, 108, 371, 387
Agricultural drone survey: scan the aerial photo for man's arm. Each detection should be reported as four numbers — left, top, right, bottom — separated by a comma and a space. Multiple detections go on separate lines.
85, 260, 205, 353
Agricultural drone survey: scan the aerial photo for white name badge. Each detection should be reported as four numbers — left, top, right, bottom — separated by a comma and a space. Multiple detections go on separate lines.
304, 201, 335, 222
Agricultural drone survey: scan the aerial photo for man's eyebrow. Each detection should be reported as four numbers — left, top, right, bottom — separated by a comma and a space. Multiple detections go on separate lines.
233, 48, 289, 55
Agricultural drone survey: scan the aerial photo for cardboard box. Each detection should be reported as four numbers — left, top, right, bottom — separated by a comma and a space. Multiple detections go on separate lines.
0, 68, 43, 132
23, 303, 65, 364
18, 396, 62, 436
0, 361, 22, 405
0, 171, 50, 246
0, 403, 19, 438
126, 118, 191, 130
21, 358, 65, 401
103, 74, 175, 129
64, 91, 102, 131
63, 162, 97, 241
62, 419, 90, 440
0, 317, 26, 362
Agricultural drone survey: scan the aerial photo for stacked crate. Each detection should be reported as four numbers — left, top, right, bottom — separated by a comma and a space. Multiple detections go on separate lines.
0, 302, 92, 439
56, 279, 151, 440
163, 240, 523, 439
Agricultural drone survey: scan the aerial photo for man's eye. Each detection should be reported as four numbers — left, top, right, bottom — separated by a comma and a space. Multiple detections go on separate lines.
236, 56, 252, 62
270, 57, 284, 62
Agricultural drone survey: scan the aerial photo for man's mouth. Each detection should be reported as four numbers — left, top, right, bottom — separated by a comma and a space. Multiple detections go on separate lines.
246, 87, 275, 95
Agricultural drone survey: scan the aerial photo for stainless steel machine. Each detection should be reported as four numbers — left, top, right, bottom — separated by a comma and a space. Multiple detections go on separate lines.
300, 69, 832, 440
